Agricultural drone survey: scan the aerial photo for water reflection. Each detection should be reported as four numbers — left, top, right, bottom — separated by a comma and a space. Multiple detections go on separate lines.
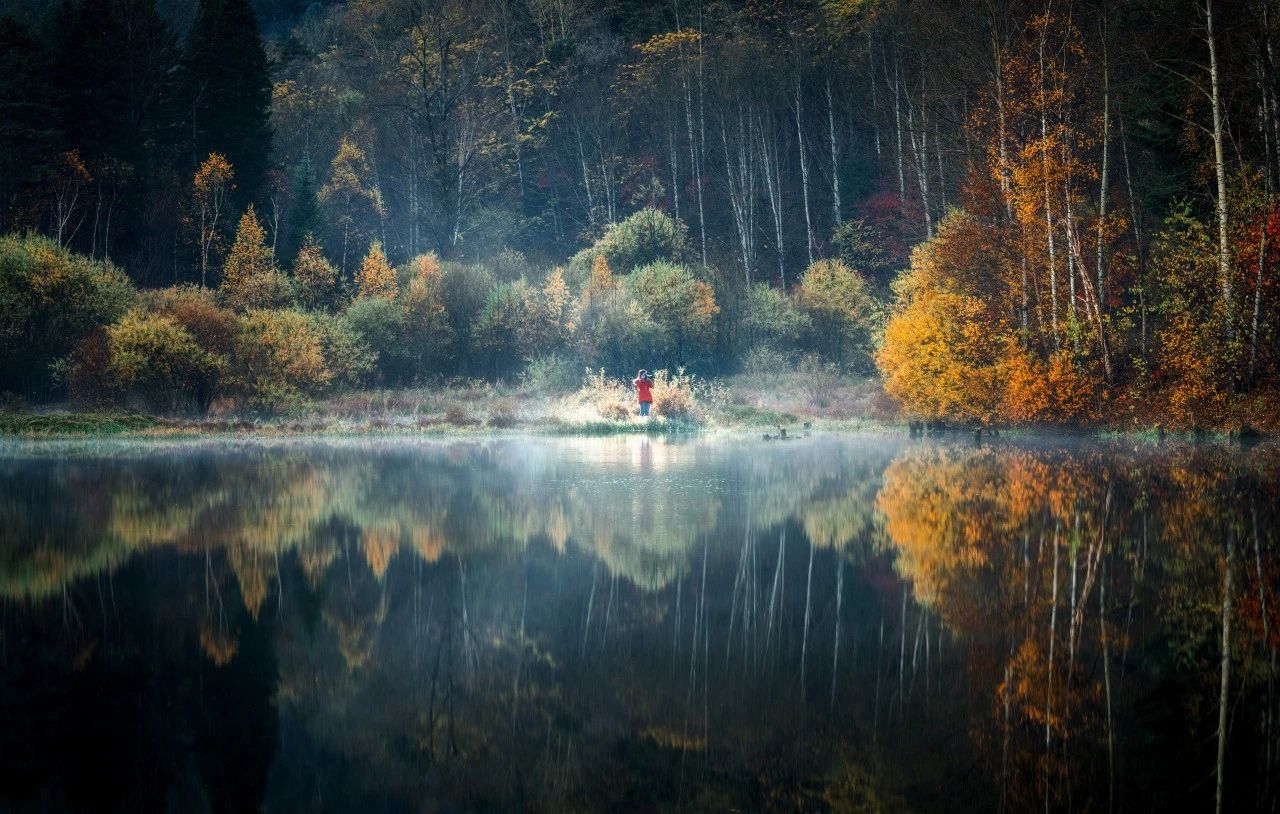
0, 436, 1277, 812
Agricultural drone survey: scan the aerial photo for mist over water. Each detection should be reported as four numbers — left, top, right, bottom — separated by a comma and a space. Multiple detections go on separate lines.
1, 435, 1278, 812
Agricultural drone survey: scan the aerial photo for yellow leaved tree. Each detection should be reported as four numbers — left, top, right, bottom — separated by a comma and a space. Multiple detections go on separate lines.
355, 241, 397, 299
220, 206, 293, 312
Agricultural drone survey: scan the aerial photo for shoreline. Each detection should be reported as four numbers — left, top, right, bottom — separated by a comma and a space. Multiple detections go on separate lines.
0, 407, 1272, 448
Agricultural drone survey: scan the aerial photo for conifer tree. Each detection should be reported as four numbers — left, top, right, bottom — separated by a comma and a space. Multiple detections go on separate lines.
183, 0, 273, 205
221, 205, 292, 310
292, 232, 337, 310
355, 241, 397, 299
286, 154, 320, 261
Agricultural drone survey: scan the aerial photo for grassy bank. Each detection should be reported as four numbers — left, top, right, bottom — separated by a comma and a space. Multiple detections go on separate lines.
2, 372, 1273, 441
0, 373, 893, 439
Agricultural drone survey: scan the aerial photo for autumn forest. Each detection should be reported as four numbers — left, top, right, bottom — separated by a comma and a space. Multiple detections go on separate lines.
1, 0, 1279, 429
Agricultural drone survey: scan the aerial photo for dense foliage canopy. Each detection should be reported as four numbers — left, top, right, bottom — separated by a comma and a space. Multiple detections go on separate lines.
1, 0, 1278, 426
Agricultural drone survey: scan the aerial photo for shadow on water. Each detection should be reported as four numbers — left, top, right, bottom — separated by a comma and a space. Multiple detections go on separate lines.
0, 435, 1278, 812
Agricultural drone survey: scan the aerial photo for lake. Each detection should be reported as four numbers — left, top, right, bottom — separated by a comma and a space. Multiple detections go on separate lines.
1, 434, 1277, 812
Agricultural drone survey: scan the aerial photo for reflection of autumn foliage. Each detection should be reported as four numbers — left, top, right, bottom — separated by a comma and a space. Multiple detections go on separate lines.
361, 525, 399, 580
200, 624, 240, 666
879, 443, 1280, 811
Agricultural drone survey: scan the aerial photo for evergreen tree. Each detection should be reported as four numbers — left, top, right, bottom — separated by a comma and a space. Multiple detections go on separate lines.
0, 15, 60, 229
183, 0, 273, 207
285, 154, 320, 261
220, 205, 293, 310
354, 241, 397, 300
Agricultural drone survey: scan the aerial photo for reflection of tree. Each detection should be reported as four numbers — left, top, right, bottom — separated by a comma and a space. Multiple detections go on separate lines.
878, 443, 1280, 812
1, 437, 890, 604
7, 438, 1277, 810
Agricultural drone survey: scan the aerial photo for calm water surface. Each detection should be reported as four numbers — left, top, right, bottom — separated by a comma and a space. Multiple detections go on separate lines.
1, 434, 1278, 812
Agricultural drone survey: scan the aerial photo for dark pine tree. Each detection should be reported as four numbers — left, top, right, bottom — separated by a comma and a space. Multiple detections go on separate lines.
0, 14, 60, 231
182, 0, 273, 209
284, 152, 320, 262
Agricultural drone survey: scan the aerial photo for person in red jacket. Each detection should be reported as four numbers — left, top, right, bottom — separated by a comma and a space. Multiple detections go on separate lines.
633, 369, 653, 416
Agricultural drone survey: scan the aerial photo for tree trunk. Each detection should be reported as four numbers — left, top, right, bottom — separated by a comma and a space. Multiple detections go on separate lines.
1039, 19, 1060, 349
827, 75, 842, 227
1096, 20, 1111, 300
796, 69, 815, 267
1207, 0, 1234, 338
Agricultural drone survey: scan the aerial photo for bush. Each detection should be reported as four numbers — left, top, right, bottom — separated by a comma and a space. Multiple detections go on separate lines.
311, 312, 376, 390
232, 309, 333, 411
107, 309, 226, 412
649, 368, 700, 420
570, 207, 689, 280
796, 259, 876, 368
343, 296, 406, 384
472, 280, 534, 377
0, 233, 134, 397
487, 399, 518, 427
145, 285, 238, 357
65, 328, 114, 405
740, 345, 795, 375
523, 353, 579, 392
741, 283, 809, 353
627, 261, 718, 363
490, 247, 531, 281
441, 262, 495, 373
576, 369, 635, 421
796, 354, 840, 408
592, 207, 689, 273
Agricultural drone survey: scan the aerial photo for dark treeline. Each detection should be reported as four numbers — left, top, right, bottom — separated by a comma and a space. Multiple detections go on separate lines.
1, 0, 1278, 425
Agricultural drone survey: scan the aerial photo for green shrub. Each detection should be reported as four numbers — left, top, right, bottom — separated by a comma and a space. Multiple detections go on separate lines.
343, 295, 407, 383
0, 233, 134, 397
742, 283, 809, 353
522, 353, 579, 392
441, 262, 495, 374
107, 309, 226, 412
796, 259, 877, 369
572, 208, 689, 277
311, 311, 376, 390
473, 280, 535, 377
739, 345, 795, 375
627, 261, 718, 364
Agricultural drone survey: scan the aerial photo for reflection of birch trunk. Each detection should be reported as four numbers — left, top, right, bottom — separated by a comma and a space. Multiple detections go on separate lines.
1100, 558, 1115, 814
873, 607, 885, 743
581, 562, 596, 657
764, 529, 785, 660
1046, 521, 1060, 810
1216, 531, 1233, 814
831, 561, 843, 710
800, 539, 814, 700
1253, 498, 1277, 787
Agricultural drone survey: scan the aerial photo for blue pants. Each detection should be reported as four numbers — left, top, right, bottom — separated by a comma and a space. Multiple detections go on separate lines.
639, 401, 651, 416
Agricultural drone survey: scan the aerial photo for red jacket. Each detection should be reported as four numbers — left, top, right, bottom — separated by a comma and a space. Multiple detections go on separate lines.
634, 377, 653, 403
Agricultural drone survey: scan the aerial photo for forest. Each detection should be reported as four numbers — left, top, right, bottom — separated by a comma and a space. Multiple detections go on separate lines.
1, 0, 1278, 429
